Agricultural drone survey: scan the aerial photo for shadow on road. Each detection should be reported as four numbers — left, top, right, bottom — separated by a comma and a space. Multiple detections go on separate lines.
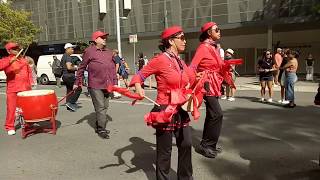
75, 112, 113, 130
192, 104, 320, 180
99, 137, 177, 180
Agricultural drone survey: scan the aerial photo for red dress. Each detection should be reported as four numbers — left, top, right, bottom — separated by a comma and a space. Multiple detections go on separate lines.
190, 39, 233, 97
130, 52, 195, 130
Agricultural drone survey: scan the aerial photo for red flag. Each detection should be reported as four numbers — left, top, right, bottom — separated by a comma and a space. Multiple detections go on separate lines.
107, 85, 144, 101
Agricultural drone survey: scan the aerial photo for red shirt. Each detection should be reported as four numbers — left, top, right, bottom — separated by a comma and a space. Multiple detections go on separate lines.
190, 39, 225, 96
0, 55, 32, 93
130, 52, 195, 105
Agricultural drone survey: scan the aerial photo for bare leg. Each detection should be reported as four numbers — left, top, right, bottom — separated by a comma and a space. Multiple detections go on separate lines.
267, 80, 273, 99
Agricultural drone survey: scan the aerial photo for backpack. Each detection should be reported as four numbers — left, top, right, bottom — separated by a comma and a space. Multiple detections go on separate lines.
52, 56, 63, 77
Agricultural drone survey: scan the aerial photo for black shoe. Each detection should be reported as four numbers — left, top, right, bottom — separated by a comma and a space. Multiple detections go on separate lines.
97, 130, 110, 139
284, 103, 296, 108
215, 145, 223, 153
95, 129, 110, 134
195, 144, 218, 158
66, 103, 76, 112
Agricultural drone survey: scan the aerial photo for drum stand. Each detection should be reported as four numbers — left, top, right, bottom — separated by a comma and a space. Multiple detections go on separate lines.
16, 105, 57, 139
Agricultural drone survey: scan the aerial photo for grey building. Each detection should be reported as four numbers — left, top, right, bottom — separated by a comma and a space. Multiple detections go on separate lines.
12, 0, 320, 74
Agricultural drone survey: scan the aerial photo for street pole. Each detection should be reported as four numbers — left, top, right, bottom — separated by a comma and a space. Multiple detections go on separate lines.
133, 42, 136, 73
115, 0, 122, 57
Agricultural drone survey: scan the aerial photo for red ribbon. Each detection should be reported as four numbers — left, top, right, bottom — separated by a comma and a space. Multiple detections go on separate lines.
107, 85, 143, 105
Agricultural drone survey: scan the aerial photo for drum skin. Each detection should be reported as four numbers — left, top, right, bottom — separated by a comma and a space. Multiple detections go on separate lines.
17, 90, 58, 122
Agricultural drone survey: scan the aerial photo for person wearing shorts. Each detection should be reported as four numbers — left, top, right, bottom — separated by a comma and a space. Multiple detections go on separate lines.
257, 50, 275, 102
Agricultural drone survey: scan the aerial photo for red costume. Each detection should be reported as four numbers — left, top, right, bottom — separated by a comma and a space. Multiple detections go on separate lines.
0, 43, 32, 131
190, 38, 235, 96
130, 52, 195, 129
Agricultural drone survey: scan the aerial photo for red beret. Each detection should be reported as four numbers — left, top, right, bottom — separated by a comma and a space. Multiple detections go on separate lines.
161, 26, 183, 40
5, 42, 19, 51
201, 22, 217, 33
92, 31, 109, 41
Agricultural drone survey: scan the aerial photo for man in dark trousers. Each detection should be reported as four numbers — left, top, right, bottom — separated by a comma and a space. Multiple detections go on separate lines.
61, 43, 82, 112
75, 31, 117, 139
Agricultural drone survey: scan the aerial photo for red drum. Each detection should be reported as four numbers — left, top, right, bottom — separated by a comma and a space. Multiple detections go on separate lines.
17, 90, 58, 122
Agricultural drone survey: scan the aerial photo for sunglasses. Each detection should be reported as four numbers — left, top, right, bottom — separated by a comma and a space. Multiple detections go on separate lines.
212, 27, 221, 33
173, 35, 186, 41
266, 53, 271, 55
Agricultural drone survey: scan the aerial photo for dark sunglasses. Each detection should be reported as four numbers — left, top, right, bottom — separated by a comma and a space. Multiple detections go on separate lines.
212, 27, 221, 33
173, 35, 186, 41
266, 53, 271, 55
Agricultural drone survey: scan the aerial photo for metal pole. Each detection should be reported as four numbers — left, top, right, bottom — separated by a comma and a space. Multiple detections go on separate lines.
115, 0, 122, 57
133, 42, 136, 73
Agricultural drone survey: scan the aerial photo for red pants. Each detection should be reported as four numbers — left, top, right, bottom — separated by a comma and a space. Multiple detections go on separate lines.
5, 92, 17, 130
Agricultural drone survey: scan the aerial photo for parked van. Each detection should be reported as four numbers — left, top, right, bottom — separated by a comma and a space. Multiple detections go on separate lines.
37, 54, 82, 85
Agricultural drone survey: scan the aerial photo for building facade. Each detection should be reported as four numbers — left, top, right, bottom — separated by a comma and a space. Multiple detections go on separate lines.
12, 0, 320, 74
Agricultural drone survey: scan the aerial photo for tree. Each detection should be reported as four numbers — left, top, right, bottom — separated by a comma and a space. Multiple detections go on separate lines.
0, 1, 40, 48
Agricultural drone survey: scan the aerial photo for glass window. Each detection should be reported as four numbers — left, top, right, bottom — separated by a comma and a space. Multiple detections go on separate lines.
212, 4, 228, 16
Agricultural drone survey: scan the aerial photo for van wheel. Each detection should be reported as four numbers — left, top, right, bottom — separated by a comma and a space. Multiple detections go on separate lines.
40, 74, 49, 85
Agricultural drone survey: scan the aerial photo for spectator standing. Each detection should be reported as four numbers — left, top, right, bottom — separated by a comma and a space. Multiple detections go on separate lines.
274, 48, 283, 85
283, 50, 299, 108
113, 49, 122, 98
257, 50, 275, 102
305, 53, 314, 81
52, 55, 62, 88
278, 48, 290, 104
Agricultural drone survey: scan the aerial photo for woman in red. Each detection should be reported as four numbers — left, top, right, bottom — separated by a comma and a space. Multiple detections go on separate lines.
0, 42, 33, 135
190, 22, 234, 158
130, 26, 194, 180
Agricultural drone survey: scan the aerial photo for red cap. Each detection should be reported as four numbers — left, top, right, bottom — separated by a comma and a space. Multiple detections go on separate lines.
91, 31, 109, 41
5, 42, 19, 51
161, 26, 183, 40
201, 22, 217, 33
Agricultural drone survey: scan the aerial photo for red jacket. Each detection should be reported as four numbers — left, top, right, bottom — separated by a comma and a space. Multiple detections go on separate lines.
0, 55, 32, 93
130, 52, 195, 105
190, 39, 231, 96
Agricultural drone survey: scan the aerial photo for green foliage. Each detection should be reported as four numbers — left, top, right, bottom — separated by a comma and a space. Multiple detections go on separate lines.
312, 2, 320, 16
0, 2, 40, 48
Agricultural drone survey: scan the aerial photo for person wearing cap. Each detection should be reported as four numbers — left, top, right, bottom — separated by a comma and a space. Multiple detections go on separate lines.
190, 22, 234, 158
61, 43, 82, 112
0, 42, 33, 135
224, 48, 236, 101
130, 26, 195, 180
75, 31, 116, 139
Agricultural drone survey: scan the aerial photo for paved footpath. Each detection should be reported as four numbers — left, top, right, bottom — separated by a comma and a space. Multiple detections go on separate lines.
0, 80, 319, 180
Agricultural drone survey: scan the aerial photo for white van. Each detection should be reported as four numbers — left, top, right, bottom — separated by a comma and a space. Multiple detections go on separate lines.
0, 71, 6, 81
37, 54, 82, 85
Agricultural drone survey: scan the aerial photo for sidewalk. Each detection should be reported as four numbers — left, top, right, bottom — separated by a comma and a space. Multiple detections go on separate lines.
124, 75, 319, 93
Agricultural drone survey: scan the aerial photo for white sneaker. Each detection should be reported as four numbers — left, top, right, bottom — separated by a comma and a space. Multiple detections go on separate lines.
278, 99, 283, 103
267, 98, 273, 103
227, 97, 235, 102
260, 98, 265, 102
7, 130, 16, 136
221, 96, 227, 100
281, 100, 290, 104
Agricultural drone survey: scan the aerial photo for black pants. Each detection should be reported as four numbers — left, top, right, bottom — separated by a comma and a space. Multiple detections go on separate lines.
156, 126, 193, 180
201, 96, 223, 150
62, 74, 82, 104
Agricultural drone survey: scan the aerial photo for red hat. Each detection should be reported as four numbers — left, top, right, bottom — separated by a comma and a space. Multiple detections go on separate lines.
5, 42, 19, 51
91, 31, 109, 41
161, 26, 183, 40
201, 22, 217, 33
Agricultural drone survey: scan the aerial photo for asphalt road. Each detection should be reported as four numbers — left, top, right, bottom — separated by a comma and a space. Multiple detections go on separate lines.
0, 84, 319, 180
